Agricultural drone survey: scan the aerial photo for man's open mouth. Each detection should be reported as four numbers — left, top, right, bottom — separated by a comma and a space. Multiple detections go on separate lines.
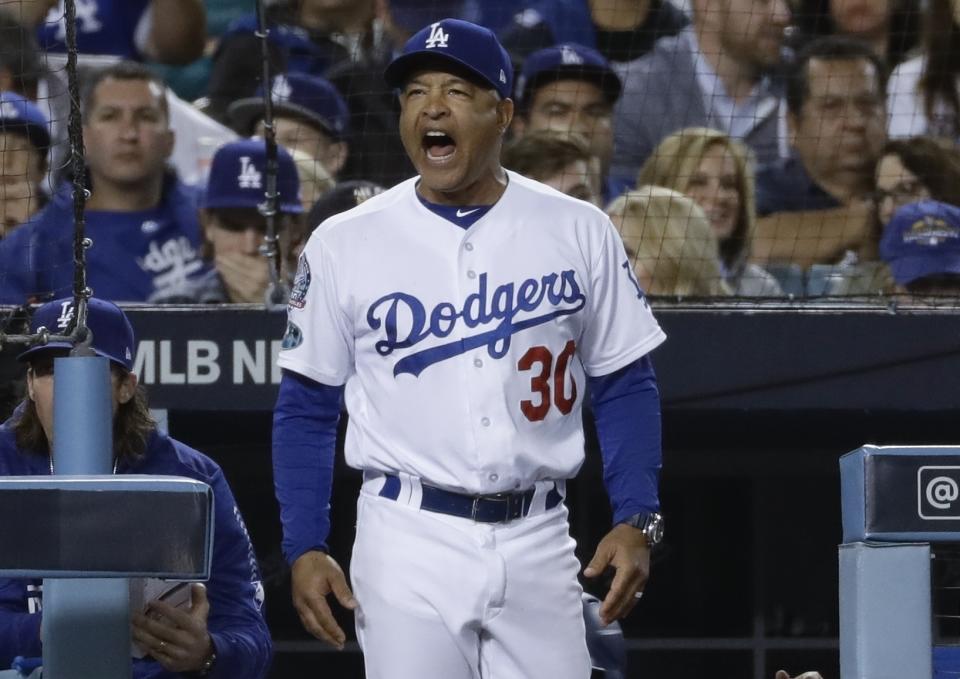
422, 130, 457, 161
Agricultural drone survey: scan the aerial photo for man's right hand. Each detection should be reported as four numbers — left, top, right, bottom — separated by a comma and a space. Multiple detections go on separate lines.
291, 550, 358, 649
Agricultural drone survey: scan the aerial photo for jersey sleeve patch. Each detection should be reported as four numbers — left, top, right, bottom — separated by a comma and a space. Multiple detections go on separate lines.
281, 320, 304, 349
288, 254, 311, 309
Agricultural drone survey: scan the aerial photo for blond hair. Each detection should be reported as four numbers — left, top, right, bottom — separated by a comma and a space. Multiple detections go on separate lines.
607, 186, 731, 297
638, 127, 756, 269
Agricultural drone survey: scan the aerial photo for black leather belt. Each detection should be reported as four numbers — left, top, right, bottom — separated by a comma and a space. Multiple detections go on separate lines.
379, 474, 563, 523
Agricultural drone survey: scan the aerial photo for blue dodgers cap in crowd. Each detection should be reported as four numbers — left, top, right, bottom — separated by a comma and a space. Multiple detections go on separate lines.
384, 18, 513, 100
18, 297, 136, 371
229, 73, 350, 140
0, 90, 50, 151
880, 199, 960, 285
515, 43, 622, 109
202, 138, 303, 214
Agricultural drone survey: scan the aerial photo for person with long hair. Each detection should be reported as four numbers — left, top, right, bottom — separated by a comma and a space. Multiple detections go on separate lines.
639, 127, 782, 296
0, 298, 272, 679
887, 0, 960, 142
607, 185, 732, 297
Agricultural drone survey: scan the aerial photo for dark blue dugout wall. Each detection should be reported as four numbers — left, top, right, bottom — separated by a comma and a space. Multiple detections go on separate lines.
2, 301, 959, 678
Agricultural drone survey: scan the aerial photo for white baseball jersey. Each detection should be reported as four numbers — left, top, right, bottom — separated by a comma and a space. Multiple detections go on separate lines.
278, 171, 665, 495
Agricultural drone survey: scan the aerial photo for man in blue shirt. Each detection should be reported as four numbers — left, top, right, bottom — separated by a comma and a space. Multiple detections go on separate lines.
20, 0, 205, 65
754, 37, 887, 268
0, 297, 272, 678
0, 62, 210, 304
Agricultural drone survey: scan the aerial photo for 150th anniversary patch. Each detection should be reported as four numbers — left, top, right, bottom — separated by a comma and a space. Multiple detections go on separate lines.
288, 255, 311, 309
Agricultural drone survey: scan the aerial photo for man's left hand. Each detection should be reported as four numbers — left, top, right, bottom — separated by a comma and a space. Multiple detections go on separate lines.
132, 583, 215, 673
583, 523, 650, 625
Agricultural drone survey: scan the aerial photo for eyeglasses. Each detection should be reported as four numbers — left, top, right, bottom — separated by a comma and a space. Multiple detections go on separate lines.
873, 179, 926, 206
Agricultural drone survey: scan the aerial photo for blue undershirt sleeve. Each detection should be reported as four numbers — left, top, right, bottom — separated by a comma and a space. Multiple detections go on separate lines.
272, 369, 344, 565
587, 355, 662, 525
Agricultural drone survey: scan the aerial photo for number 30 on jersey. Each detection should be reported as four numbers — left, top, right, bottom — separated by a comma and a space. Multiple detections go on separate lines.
517, 340, 577, 422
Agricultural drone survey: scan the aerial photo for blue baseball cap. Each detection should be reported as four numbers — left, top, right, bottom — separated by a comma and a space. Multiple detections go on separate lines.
229, 73, 350, 140
515, 43, 622, 109
0, 91, 50, 151
880, 199, 960, 285
18, 297, 136, 371
384, 18, 513, 100
202, 139, 303, 214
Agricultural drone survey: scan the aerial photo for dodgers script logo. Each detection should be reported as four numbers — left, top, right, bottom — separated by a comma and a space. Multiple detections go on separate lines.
367, 270, 585, 378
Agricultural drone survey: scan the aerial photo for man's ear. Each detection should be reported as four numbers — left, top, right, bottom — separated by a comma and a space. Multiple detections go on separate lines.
497, 98, 515, 135
26, 369, 36, 402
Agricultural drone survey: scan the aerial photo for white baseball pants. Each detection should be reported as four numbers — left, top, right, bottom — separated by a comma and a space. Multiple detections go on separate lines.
350, 480, 591, 679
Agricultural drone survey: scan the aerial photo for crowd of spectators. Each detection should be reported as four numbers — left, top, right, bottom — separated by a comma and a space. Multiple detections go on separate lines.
0, 0, 958, 308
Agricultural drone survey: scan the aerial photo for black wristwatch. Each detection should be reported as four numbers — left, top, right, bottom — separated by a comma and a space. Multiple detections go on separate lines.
620, 511, 664, 546
195, 650, 217, 677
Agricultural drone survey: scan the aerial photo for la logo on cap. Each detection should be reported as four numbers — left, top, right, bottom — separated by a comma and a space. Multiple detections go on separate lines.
0, 101, 20, 120
425, 22, 449, 49
560, 46, 584, 65
55, 300, 75, 331
271, 75, 292, 101
237, 156, 262, 190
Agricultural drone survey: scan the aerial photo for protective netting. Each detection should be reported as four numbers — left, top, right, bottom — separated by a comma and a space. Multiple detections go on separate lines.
0, 0, 956, 308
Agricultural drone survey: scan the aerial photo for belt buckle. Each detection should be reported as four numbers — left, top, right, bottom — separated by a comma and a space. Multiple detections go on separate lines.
471, 492, 512, 522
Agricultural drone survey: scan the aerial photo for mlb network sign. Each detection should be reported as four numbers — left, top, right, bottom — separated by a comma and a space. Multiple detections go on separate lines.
124, 307, 287, 411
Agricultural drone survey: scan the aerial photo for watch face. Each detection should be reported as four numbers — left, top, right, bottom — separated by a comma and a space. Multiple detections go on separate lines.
646, 517, 664, 544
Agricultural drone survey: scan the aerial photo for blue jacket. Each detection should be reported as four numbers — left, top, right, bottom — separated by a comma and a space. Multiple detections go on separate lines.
38, 0, 150, 59
0, 414, 272, 679
0, 174, 210, 304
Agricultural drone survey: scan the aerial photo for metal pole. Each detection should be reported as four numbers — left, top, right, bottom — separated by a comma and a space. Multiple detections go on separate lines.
42, 356, 131, 679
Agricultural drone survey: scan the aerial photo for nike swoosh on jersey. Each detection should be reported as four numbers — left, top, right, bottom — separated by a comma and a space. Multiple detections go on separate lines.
456, 208, 480, 217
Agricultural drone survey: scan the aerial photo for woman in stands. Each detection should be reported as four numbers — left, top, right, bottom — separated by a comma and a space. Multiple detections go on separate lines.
606, 186, 731, 298
887, 0, 960, 142
638, 127, 782, 297
816, 136, 960, 295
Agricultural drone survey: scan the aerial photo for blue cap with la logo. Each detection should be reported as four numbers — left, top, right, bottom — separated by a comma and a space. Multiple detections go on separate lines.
384, 18, 513, 100
202, 138, 303, 214
18, 297, 136, 371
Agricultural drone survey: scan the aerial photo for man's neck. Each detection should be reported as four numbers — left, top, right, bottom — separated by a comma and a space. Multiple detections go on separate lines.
590, 0, 652, 31
806, 165, 871, 203
86, 176, 165, 212
693, 25, 760, 103
417, 168, 508, 207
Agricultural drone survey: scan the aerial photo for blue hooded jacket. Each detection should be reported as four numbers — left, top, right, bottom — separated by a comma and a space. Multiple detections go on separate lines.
0, 412, 272, 679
